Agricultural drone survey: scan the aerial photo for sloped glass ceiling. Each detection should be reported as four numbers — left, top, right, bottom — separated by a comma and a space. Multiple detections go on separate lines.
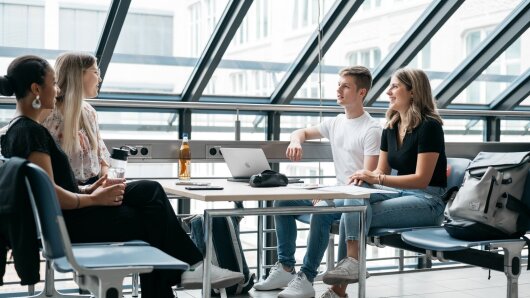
0, 0, 528, 110
296, 0, 431, 104
101, 0, 229, 94
455, 30, 528, 105
202, 0, 336, 98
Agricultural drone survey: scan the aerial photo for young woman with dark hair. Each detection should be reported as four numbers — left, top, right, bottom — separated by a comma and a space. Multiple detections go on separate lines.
0, 55, 243, 298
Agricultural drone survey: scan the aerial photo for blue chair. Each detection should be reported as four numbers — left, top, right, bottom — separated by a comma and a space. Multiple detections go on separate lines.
324, 157, 472, 271
401, 168, 530, 298
24, 162, 189, 298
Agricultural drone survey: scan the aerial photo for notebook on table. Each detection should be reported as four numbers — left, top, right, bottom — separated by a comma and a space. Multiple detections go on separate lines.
220, 147, 302, 183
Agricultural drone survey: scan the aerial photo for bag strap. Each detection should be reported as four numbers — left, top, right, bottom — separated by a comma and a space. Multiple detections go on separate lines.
441, 186, 459, 203
504, 193, 530, 217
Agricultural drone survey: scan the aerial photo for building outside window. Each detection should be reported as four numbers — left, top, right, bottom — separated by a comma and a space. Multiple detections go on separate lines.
60, 7, 172, 56
0, 3, 44, 48
292, 0, 332, 30
347, 48, 381, 69
408, 42, 431, 69
189, 2, 201, 56
361, 0, 382, 11
233, 0, 269, 45
464, 28, 521, 104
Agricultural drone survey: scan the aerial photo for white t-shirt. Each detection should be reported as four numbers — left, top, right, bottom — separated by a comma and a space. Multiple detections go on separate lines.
318, 112, 382, 185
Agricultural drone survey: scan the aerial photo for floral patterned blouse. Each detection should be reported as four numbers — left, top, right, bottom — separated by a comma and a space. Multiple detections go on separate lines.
42, 102, 110, 183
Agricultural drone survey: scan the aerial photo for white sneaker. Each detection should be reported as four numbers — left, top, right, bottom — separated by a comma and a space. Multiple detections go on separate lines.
319, 288, 348, 298
181, 261, 244, 289
278, 271, 315, 298
254, 262, 296, 290
322, 257, 370, 285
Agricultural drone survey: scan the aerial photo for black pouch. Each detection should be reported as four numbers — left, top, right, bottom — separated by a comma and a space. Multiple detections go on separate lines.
249, 170, 288, 187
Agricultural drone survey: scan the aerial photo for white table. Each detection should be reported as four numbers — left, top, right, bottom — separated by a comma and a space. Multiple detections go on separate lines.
159, 179, 370, 298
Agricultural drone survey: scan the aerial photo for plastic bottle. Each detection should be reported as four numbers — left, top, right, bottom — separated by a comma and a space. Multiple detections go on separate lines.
179, 133, 191, 180
107, 147, 128, 185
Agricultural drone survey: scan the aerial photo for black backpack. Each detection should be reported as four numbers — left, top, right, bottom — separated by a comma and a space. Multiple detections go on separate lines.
186, 202, 255, 295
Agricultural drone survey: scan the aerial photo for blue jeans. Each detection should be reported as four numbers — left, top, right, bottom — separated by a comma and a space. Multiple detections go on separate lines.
274, 199, 345, 282
337, 186, 446, 260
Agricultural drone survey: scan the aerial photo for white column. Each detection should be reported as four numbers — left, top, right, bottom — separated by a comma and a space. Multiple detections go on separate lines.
44, 0, 59, 49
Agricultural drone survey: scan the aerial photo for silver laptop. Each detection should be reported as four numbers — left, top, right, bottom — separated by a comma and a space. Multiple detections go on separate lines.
221, 148, 271, 182
221, 147, 302, 183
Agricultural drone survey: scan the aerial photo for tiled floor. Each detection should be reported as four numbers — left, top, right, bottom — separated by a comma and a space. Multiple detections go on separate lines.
2, 267, 529, 297
177, 267, 530, 298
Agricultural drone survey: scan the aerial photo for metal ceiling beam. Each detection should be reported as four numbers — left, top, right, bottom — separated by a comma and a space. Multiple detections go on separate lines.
270, 0, 363, 105
489, 68, 530, 110
435, 0, 530, 108
180, 0, 253, 102
95, 0, 131, 84
365, 0, 464, 106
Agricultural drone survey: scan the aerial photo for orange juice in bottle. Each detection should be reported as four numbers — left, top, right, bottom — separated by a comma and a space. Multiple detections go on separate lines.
179, 133, 191, 180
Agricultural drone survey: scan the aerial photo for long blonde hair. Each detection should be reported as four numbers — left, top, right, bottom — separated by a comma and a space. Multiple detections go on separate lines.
54, 52, 98, 156
385, 68, 443, 130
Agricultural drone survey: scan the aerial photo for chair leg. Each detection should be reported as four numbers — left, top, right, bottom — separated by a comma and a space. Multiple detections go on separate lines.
131, 273, 139, 297
28, 260, 89, 298
219, 288, 227, 298
398, 249, 404, 271
495, 241, 526, 298
27, 284, 35, 296
326, 233, 335, 271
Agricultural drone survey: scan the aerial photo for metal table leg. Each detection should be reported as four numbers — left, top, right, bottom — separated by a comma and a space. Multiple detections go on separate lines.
200, 205, 367, 298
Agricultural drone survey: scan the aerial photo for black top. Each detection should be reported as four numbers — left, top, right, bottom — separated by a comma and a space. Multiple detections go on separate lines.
1, 116, 79, 193
381, 117, 447, 187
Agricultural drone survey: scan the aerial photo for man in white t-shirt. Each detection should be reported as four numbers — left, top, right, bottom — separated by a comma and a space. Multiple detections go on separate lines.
253, 66, 381, 298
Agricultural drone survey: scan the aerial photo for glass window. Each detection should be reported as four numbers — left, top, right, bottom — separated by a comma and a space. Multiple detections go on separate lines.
98, 110, 179, 140
296, 0, 431, 103
361, 0, 383, 11
425, 0, 521, 93
347, 48, 381, 69
442, 119, 484, 142
102, 0, 229, 94
0, 3, 44, 48
115, 13, 173, 56
203, 0, 334, 98
457, 30, 525, 105
228, 0, 270, 46
191, 112, 267, 141
279, 114, 328, 141
59, 8, 106, 51
500, 120, 530, 142
407, 41, 431, 69
189, 3, 201, 56
520, 95, 530, 106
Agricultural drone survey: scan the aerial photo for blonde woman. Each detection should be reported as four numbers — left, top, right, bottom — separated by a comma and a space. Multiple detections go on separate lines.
26, 52, 244, 297
41, 52, 108, 187
320, 68, 447, 298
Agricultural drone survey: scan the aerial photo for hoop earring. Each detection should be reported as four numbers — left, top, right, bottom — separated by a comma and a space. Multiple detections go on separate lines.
32, 96, 41, 109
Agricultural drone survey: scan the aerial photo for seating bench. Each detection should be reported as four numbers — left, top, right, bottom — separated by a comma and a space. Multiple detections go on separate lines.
400, 168, 530, 298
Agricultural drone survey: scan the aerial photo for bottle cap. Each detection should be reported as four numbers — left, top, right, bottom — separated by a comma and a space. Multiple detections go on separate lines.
111, 148, 129, 161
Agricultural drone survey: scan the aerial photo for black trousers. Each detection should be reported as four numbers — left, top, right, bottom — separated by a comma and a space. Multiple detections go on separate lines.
64, 180, 203, 298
